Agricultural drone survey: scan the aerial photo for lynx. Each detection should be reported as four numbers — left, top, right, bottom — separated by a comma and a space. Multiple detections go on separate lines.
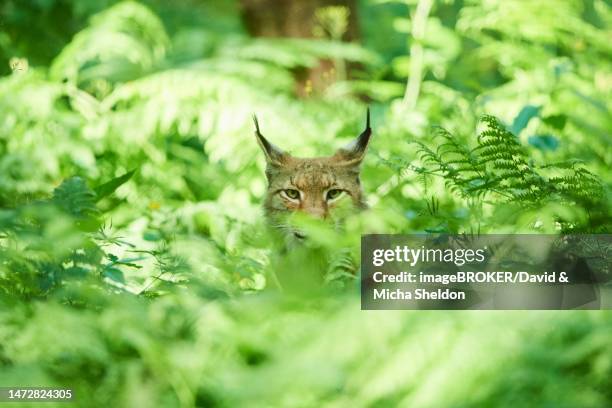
254, 110, 372, 241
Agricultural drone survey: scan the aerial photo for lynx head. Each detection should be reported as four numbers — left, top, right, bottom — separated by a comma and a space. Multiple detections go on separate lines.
254, 110, 372, 240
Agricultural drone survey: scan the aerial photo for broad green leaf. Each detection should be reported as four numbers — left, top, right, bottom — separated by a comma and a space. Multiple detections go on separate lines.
93, 170, 136, 201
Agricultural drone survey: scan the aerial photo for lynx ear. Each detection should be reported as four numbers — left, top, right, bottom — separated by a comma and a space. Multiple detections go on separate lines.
253, 115, 287, 165
335, 108, 372, 166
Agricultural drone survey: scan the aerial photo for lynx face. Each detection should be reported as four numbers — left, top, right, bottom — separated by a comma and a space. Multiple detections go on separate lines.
254, 111, 372, 240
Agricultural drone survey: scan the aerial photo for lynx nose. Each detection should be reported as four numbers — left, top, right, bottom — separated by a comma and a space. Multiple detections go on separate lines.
301, 206, 327, 220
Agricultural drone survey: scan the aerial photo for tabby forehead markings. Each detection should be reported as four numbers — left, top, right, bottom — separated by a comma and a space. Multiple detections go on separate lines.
253, 110, 372, 240
291, 168, 335, 190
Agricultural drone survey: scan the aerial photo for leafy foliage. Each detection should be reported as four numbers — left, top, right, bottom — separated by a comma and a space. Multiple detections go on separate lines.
0, 0, 610, 406
412, 115, 607, 231
1, 178, 102, 300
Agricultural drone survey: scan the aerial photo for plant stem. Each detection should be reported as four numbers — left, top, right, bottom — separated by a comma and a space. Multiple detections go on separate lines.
403, 0, 433, 108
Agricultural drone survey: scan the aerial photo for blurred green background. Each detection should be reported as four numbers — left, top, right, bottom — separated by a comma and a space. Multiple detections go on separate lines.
0, 0, 611, 407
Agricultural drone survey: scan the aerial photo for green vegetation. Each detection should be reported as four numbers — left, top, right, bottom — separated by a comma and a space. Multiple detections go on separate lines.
0, 0, 610, 406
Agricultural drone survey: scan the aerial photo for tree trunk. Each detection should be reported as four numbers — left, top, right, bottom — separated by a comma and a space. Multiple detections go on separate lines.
240, 0, 359, 40
239, 0, 360, 96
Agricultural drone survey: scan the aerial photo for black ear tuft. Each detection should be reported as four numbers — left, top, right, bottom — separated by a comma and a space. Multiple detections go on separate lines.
253, 114, 261, 135
335, 108, 373, 166
253, 115, 287, 165
355, 107, 372, 152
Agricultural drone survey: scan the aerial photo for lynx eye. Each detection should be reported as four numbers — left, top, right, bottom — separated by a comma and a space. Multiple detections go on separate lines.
282, 189, 301, 200
326, 189, 343, 201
